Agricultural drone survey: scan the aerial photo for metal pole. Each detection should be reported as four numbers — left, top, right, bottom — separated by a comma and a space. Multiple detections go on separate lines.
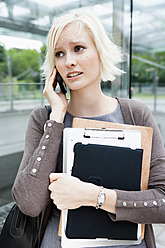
112, 0, 124, 97
39, 55, 44, 106
153, 69, 158, 113
129, 0, 133, 99
7, 54, 14, 111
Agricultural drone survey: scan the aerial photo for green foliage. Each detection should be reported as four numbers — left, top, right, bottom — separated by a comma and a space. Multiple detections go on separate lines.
132, 51, 165, 87
8, 48, 40, 82
0, 45, 8, 81
0, 45, 7, 62
0, 42, 164, 101
40, 43, 46, 63
0, 62, 8, 82
155, 51, 165, 85
0, 44, 45, 100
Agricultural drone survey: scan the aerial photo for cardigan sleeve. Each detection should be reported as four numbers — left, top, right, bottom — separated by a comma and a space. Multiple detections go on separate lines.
108, 100, 165, 224
12, 107, 64, 217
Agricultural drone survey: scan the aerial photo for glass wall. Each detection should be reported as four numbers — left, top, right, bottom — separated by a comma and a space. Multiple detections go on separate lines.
132, 0, 165, 145
0, 0, 131, 112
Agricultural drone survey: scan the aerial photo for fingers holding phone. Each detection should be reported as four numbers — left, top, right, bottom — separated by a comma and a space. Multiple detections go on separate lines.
43, 68, 68, 122
44, 67, 67, 94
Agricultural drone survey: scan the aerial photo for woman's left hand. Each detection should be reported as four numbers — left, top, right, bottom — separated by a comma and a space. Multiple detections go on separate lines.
48, 173, 98, 210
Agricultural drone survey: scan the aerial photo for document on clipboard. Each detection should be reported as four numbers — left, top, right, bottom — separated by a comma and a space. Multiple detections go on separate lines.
61, 127, 144, 248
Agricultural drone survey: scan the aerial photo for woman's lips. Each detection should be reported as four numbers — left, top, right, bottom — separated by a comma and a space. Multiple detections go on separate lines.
67, 72, 83, 79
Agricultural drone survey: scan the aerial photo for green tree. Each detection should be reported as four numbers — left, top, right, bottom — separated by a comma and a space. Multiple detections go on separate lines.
0, 45, 8, 82
40, 43, 46, 64
9, 48, 40, 82
132, 51, 165, 96
155, 51, 165, 86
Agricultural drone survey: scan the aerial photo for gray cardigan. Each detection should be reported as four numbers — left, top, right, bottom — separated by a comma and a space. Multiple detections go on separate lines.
12, 98, 165, 248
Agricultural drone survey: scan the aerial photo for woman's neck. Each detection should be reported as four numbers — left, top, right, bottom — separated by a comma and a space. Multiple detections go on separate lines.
67, 87, 118, 117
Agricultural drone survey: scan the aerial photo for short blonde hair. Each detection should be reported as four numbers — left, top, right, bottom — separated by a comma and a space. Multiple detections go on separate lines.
42, 11, 124, 82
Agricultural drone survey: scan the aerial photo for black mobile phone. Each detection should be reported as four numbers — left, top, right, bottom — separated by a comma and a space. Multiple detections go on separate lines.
56, 71, 67, 94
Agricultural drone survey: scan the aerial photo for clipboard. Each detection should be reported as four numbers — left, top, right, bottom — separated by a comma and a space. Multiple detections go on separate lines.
72, 117, 153, 241
72, 118, 153, 192
61, 127, 144, 248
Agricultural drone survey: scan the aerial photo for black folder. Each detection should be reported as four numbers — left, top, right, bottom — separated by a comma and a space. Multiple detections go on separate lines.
66, 142, 143, 240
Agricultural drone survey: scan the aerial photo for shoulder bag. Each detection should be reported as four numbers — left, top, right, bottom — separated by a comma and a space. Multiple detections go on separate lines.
0, 204, 40, 248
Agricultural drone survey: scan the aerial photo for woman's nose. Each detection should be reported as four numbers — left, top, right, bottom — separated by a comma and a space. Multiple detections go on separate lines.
65, 53, 77, 67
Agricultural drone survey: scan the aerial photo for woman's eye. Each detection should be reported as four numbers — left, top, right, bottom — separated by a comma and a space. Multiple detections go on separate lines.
55, 51, 64, 58
75, 46, 84, 52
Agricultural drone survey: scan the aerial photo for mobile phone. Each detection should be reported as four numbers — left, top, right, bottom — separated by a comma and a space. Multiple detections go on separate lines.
56, 71, 67, 94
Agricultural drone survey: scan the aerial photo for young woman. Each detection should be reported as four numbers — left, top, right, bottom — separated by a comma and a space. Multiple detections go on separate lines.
12, 11, 165, 248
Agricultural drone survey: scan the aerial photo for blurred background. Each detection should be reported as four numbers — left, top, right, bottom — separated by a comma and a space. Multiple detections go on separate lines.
0, 0, 165, 246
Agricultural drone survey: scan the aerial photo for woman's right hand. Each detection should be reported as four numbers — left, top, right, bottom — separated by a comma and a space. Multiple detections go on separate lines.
43, 68, 68, 123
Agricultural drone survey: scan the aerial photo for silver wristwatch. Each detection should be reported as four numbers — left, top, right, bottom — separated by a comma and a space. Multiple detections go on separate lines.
96, 186, 106, 209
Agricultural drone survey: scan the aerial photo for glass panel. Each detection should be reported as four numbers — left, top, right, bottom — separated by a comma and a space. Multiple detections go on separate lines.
0, 0, 131, 110
132, 0, 165, 145
110, 0, 131, 98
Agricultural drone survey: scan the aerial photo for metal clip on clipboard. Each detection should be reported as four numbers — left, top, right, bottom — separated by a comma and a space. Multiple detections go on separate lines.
83, 128, 125, 140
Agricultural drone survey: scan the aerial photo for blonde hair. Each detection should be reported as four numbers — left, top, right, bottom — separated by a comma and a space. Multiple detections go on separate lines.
42, 11, 124, 82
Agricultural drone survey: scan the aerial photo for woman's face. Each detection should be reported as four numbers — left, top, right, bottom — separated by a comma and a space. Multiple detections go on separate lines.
54, 22, 100, 92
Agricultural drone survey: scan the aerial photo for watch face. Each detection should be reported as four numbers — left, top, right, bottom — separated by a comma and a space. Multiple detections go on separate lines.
96, 186, 105, 209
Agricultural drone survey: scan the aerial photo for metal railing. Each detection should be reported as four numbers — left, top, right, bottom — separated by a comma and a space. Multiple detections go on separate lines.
0, 82, 46, 112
